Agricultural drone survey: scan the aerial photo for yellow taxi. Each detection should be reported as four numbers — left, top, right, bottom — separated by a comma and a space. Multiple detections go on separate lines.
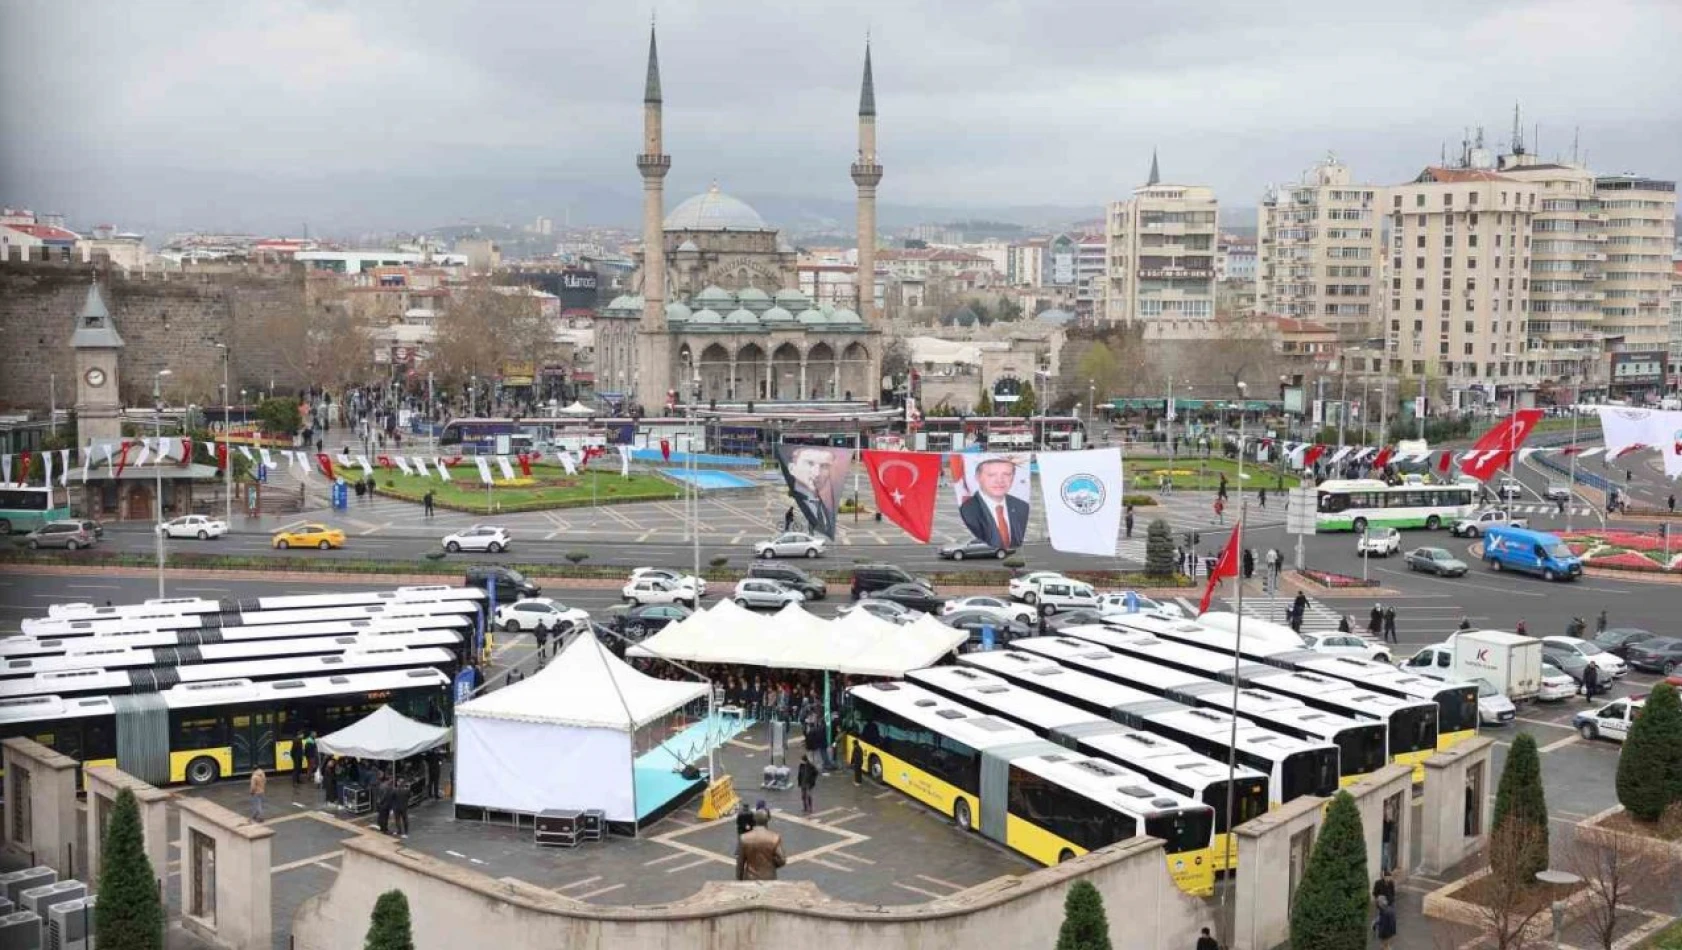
272, 523, 346, 550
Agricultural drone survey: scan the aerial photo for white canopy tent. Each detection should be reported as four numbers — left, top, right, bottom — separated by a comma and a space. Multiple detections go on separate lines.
626, 600, 967, 677
454, 632, 708, 822
559, 401, 596, 416
316, 705, 450, 762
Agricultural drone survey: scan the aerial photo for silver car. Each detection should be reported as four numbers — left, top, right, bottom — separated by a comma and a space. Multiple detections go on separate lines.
24, 520, 98, 550
753, 532, 827, 559
732, 578, 805, 610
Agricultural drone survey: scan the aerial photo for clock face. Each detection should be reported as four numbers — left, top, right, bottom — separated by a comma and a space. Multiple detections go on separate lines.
85, 368, 107, 388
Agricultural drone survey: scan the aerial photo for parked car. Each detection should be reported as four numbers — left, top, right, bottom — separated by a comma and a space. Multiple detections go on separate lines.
271, 523, 345, 550
1009, 571, 1069, 602
1299, 631, 1393, 664
495, 598, 588, 634
942, 610, 1033, 649
837, 599, 917, 624
745, 563, 826, 601
1536, 656, 1578, 702
1450, 509, 1528, 538
1540, 635, 1627, 678
733, 578, 805, 610
850, 564, 928, 600
1046, 608, 1107, 632
1420, 672, 1516, 726
938, 539, 1012, 561
465, 564, 541, 601
871, 583, 947, 615
1623, 637, 1682, 675
1357, 526, 1402, 557
1543, 482, 1572, 502
441, 525, 511, 553
1404, 547, 1468, 576
1572, 695, 1647, 743
753, 532, 826, 559
23, 520, 98, 550
628, 568, 707, 597
1095, 592, 1185, 620
942, 596, 1038, 625
623, 576, 699, 608
612, 603, 691, 639
1592, 628, 1658, 661
1495, 478, 1524, 501
157, 515, 226, 540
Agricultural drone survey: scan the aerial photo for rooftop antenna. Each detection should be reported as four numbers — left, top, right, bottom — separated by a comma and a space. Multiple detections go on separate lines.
1572, 126, 1580, 165
1511, 103, 1524, 155
1440, 141, 1447, 165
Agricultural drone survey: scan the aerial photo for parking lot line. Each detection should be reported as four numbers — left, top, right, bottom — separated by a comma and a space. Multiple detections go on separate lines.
553, 875, 602, 891
642, 852, 689, 867
831, 849, 876, 865
572, 883, 626, 901
665, 856, 715, 874
1539, 735, 1580, 754
804, 857, 855, 872
1515, 716, 1575, 729
892, 881, 947, 901
915, 874, 964, 892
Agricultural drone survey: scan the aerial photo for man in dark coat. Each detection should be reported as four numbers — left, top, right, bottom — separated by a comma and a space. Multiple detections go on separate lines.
796, 754, 819, 814
1581, 659, 1601, 700
958, 458, 1030, 549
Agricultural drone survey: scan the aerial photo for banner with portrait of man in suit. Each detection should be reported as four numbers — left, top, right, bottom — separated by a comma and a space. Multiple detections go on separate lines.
775, 444, 853, 539
949, 452, 1032, 551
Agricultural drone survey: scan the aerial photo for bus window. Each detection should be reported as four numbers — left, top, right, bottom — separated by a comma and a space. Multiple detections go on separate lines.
1008, 765, 1137, 851
171, 713, 229, 751
1319, 494, 1349, 513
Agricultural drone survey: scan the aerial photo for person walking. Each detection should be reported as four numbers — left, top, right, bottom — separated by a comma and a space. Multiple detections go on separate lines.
249, 767, 267, 822
797, 754, 819, 814
851, 736, 864, 785
1581, 659, 1601, 701
1290, 591, 1308, 634
302, 731, 317, 779
1242, 547, 1255, 580
425, 751, 442, 800
1195, 926, 1220, 950
1124, 505, 1135, 539
376, 772, 394, 835
736, 809, 787, 881
783, 506, 796, 531
423, 490, 435, 517
1338, 614, 1352, 633
1515, 619, 1528, 636
290, 734, 305, 786
392, 776, 410, 838
1382, 605, 1397, 645
1368, 603, 1384, 637
1669, 493, 1676, 514
1373, 895, 1397, 949
1458, 617, 1473, 632
1258, 487, 1267, 509
1596, 608, 1608, 635
1372, 869, 1397, 907
1214, 496, 1226, 525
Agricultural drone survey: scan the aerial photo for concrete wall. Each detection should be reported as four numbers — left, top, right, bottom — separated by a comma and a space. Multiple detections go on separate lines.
1231, 792, 1328, 950
293, 833, 1212, 950
1418, 737, 1495, 876
1, 738, 81, 877
177, 796, 274, 950
83, 766, 174, 895
1345, 763, 1415, 884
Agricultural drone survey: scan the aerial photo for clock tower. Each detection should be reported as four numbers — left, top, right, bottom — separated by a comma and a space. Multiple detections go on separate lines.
70, 282, 124, 451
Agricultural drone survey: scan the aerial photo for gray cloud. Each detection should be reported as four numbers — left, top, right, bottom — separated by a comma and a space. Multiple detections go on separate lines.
2, 0, 1678, 234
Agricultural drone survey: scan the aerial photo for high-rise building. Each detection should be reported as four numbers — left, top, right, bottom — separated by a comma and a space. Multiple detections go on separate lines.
1385, 166, 1538, 409
1256, 159, 1385, 340
1102, 154, 1218, 325
1496, 150, 1604, 391
1074, 233, 1105, 319
1595, 174, 1677, 355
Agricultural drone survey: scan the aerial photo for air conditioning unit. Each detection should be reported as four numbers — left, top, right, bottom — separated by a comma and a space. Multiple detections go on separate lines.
19, 883, 83, 930
0, 871, 54, 910
0, 910, 42, 950
46, 897, 94, 950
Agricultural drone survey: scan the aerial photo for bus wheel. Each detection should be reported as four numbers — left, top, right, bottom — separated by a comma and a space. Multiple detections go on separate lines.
953, 798, 974, 831
868, 755, 883, 783
186, 757, 221, 786
1058, 849, 1077, 864
1352, 518, 1368, 534
1426, 515, 1441, 530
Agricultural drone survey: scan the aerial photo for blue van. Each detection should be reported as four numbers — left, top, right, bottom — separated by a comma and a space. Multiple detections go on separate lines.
1482, 525, 1583, 581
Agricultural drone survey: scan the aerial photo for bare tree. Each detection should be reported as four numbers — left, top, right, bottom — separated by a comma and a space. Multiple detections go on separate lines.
1567, 828, 1673, 950
1474, 818, 1556, 950
431, 283, 551, 386
255, 294, 376, 391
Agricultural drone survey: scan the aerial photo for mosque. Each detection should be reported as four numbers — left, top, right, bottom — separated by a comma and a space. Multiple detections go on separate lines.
604, 28, 883, 408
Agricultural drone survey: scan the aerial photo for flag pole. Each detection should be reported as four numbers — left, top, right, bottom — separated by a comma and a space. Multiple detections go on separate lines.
1220, 386, 1247, 944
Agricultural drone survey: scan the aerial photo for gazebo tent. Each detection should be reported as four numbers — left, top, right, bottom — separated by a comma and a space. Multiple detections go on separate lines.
316, 705, 450, 762
454, 632, 708, 824
559, 401, 596, 415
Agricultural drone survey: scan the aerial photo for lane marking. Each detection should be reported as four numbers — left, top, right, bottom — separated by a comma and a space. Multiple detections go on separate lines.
1539, 735, 1580, 754
572, 883, 626, 901
665, 856, 715, 874
803, 857, 855, 872
271, 850, 344, 874
831, 849, 876, 865
892, 881, 948, 900
554, 875, 602, 891
915, 874, 964, 891
642, 852, 689, 867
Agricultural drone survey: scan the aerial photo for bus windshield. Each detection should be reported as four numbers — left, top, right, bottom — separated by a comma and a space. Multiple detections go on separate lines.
1390, 706, 1439, 756
1436, 686, 1480, 735
1283, 748, 1339, 799
1145, 809, 1215, 854
1335, 725, 1389, 776
0, 487, 69, 532
1203, 779, 1269, 834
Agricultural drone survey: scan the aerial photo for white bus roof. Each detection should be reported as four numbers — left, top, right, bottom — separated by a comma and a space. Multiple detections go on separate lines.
1143, 705, 1336, 759
1010, 637, 1210, 697
1079, 731, 1265, 787
1283, 653, 1479, 699
0, 646, 456, 700
3, 631, 461, 678
1190, 612, 1309, 647
0, 615, 469, 659
1009, 751, 1201, 816
41, 585, 486, 622
907, 665, 1105, 734
962, 646, 1164, 708
848, 681, 1039, 752
22, 601, 478, 638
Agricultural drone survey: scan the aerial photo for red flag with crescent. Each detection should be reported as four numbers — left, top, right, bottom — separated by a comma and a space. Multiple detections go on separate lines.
1301, 444, 1326, 469
660, 440, 671, 462
1370, 446, 1392, 469
517, 453, 532, 478
1460, 409, 1542, 482
217, 443, 229, 472
114, 441, 131, 478
1198, 521, 1243, 616
1437, 450, 1453, 474
18, 452, 31, 483
316, 453, 336, 481
862, 449, 941, 543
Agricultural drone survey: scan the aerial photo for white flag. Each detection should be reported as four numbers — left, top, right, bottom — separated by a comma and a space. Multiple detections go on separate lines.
356, 455, 374, 476
1328, 446, 1353, 465
294, 451, 312, 478
394, 456, 412, 476
337, 453, 353, 469
134, 439, 152, 468
1035, 448, 1124, 557
82, 444, 93, 483
257, 447, 271, 467
496, 456, 515, 481
239, 445, 255, 463
58, 449, 69, 486
619, 445, 631, 478
436, 457, 452, 481
1, 454, 10, 485
474, 456, 493, 484
43, 451, 53, 488
557, 451, 577, 476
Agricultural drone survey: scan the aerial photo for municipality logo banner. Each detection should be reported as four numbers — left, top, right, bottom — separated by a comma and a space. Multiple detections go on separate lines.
1036, 448, 1125, 557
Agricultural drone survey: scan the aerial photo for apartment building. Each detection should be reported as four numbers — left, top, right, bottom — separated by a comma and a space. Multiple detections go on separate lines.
1007, 239, 1046, 287
1496, 154, 1604, 388
1386, 166, 1539, 407
1596, 174, 1677, 354
1075, 233, 1105, 319
1102, 167, 1219, 324
1256, 159, 1386, 340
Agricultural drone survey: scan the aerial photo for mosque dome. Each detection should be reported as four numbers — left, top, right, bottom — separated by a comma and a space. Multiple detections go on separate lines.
724, 308, 760, 326
694, 285, 736, 310
605, 294, 643, 315
774, 288, 811, 310
664, 184, 771, 231
665, 302, 692, 323
829, 307, 862, 325
690, 308, 723, 325
795, 308, 828, 326
736, 286, 773, 313
761, 306, 794, 324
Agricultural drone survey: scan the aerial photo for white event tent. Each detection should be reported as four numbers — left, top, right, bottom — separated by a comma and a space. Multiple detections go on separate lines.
316, 705, 450, 762
626, 600, 967, 677
454, 631, 708, 822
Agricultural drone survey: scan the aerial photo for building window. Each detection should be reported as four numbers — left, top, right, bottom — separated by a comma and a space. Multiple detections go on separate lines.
1415, 257, 1425, 269
1465, 343, 1474, 355
1415, 195, 1425, 208
1414, 299, 1424, 312
8, 765, 30, 846
1414, 278, 1424, 290
1465, 321, 1474, 333
1469, 234, 1478, 248
1417, 235, 1426, 249
1470, 193, 1479, 206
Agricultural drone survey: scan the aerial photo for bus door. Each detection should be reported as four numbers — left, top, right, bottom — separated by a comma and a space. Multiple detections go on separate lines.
230, 710, 280, 773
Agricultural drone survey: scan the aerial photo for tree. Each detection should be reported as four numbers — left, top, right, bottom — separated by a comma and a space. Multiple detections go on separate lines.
95, 788, 164, 950
429, 283, 551, 386
1012, 380, 1037, 418
256, 396, 303, 437
1476, 817, 1556, 950
1616, 681, 1682, 822
364, 889, 415, 950
976, 388, 994, 415
1055, 879, 1111, 950
257, 296, 377, 392
1288, 790, 1369, 950
1076, 343, 1122, 404
1491, 732, 1550, 885
1569, 823, 1678, 950
1144, 519, 1175, 579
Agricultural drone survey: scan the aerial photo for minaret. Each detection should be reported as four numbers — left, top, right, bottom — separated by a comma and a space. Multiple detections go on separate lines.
850, 40, 883, 326
635, 23, 672, 410
1147, 149, 1161, 186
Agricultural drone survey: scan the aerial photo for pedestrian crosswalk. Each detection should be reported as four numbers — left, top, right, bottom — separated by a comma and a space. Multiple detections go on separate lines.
1501, 503, 1593, 517
1228, 591, 1349, 634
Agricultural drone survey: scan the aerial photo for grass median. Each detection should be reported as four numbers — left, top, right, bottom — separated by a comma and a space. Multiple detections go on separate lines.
373, 464, 679, 513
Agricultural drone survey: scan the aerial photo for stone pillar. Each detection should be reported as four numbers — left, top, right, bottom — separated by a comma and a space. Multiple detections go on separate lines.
1342, 763, 1414, 884
1, 738, 81, 877
83, 765, 174, 895
177, 796, 275, 950
799, 360, 808, 399
1418, 736, 1495, 876
1232, 792, 1328, 950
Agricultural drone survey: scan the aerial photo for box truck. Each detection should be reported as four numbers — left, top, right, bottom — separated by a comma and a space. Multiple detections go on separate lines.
1401, 630, 1543, 701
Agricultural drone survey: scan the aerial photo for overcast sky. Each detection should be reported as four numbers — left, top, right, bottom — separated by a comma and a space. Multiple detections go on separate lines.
3, 0, 1679, 235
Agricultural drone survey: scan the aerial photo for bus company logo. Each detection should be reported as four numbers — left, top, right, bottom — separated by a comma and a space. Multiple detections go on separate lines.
1059, 474, 1106, 515
1475, 648, 1490, 663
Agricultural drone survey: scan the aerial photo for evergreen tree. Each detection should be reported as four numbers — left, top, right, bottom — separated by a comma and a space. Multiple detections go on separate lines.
95, 788, 164, 950
1288, 791, 1370, 950
1054, 879, 1112, 950
365, 889, 415, 950
1013, 381, 1038, 418
1616, 682, 1682, 822
977, 388, 994, 415
1491, 732, 1549, 884
1144, 519, 1176, 579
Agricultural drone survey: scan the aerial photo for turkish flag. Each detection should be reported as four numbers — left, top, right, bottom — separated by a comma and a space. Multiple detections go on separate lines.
1460, 409, 1542, 482
1370, 446, 1392, 469
1437, 450, 1453, 474
517, 453, 532, 477
18, 452, 31, 483
114, 441, 132, 478
217, 443, 228, 472
1198, 522, 1244, 615
862, 450, 941, 543
317, 453, 336, 481
377, 455, 393, 469
660, 440, 671, 461
1301, 444, 1326, 469
179, 438, 192, 467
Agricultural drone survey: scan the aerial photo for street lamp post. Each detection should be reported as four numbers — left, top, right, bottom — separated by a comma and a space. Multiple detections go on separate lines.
1088, 380, 1096, 442
153, 369, 173, 598
215, 344, 233, 524
49, 374, 57, 439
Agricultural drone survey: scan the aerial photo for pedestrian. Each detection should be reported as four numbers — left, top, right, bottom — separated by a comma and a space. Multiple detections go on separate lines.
735, 808, 787, 881
303, 731, 317, 777
1557, 496, 1567, 516
783, 506, 795, 531
323, 756, 339, 806
1581, 659, 1601, 701
735, 802, 756, 838
376, 772, 393, 834
1670, 494, 1676, 514
534, 624, 549, 658
426, 751, 442, 799
392, 775, 410, 838
248, 767, 267, 821
423, 490, 435, 517
1515, 619, 1527, 636
1214, 497, 1225, 524
1368, 603, 1383, 637
1373, 894, 1397, 949
1596, 608, 1608, 634
797, 754, 819, 814
1372, 868, 1397, 907
1242, 548, 1255, 580
1382, 605, 1397, 644
290, 734, 305, 785
1258, 487, 1267, 508
1124, 505, 1135, 539
1290, 591, 1308, 634
1195, 926, 1220, 950
1337, 614, 1352, 633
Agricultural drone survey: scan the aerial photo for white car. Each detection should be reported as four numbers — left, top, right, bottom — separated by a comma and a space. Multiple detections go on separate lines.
753, 532, 827, 559
157, 515, 227, 540
1573, 696, 1647, 743
1450, 509, 1528, 538
1357, 527, 1401, 558
1095, 592, 1184, 620
942, 596, 1037, 625
495, 598, 588, 634
629, 567, 707, 597
622, 577, 699, 608
441, 525, 511, 553
1299, 631, 1393, 664
1541, 635, 1627, 678
1009, 571, 1070, 602
838, 599, 917, 624
1417, 672, 1516, 726
733, 578, 805, 610
1018, 577, 1098, 615
1536, 656, 1577, 702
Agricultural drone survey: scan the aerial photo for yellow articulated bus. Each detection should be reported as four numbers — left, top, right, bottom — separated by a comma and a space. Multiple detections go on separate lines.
845, 680, 1217, 897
